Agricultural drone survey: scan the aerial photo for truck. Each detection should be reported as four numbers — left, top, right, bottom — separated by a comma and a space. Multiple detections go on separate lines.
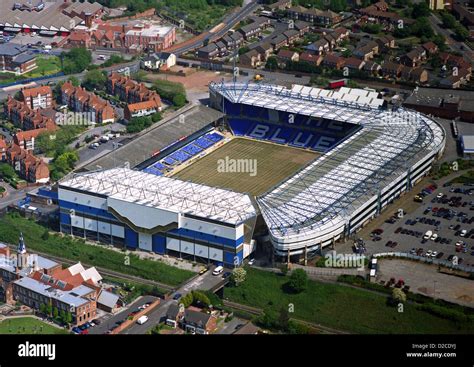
328, 79, 347, 89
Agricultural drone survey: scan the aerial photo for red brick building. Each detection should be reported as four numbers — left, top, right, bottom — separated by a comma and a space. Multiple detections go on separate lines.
20, 86, 53, 110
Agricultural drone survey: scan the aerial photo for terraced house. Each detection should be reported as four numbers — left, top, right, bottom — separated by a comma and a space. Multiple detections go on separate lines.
61, 82, 116, 124
108, 73, 162, 120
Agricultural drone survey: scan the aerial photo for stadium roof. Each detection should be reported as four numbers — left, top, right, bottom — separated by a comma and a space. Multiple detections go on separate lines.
61, 168, 257, 226
84, 105, 224, 171
210, 82, 445, 240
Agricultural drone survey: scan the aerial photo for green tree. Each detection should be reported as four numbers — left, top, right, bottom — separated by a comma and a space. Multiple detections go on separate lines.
151, 112, 162, 122
82, 69, 107, 91
66, 312, 73, 324
53, 307, 59, 319
191, 290, 211, 308
265, 56, 278, 71
172, 93, 187, 108
61, 47, 92, 74
392, 288, 407, 304
231, 267, 247, 286
411, 2, 430, 18
180, 293, 193, 308
278, 306, 290, 332
287, 268, 308, 293
0, 163, 18, 181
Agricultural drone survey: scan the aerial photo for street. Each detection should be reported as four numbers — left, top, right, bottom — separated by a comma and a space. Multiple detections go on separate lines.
120, 269, 226, 334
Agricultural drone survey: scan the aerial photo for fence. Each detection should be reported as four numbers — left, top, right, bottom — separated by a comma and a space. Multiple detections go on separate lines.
373, 252, 474, 274
0, 72, 64, 89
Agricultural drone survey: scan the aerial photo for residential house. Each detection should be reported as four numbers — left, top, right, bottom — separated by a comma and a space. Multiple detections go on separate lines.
264, 0, 292, 11
422, 41, 438, 55
221, 33, 244, 50
124, 100, 161, 120
182, 309, 217, 334
254, 43, 274, 61
166, 304, 183, 328
332, 27, 350, 43
20, 86, 53, 110
61, 82, 116, 124
283, 30, 301, 45
0, 139, 7, 161
13, 128, 50, 152
4, 97, 57, 132
375, 35, 395, 52
322, 54, 346, 70
107, 73, 162, 110
402, 47, 426, 67
410, 67, 429, 83
269, 34, 288, 51
239, 49, 262, 68
293, 20, 311, 35
344, 57, 366, 70
197, 43, 219, 60
299, 52, 323, 66
287, 6, 342, 26
238, 23, 262, 40
381, 61, 402, 79
306, 38, 330, 55
277, 49, 299, 65
141, 52, 176, 71
363, 60, 382, 76
353, 40, 378, 61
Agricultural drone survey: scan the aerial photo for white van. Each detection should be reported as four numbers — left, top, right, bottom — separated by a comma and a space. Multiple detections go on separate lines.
136, 316, 148, 325
423, 230, 433, 240
212, 266, 224, 276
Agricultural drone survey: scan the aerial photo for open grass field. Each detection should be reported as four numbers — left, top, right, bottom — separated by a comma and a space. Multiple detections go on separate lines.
224, 268, 474, 334
0, 317, 68, 335
0, 214, 194, 287
173, 138, 318, 196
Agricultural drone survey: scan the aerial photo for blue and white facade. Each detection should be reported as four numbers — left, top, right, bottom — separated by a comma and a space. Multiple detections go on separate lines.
58, 168, 257, 267
210, 82, 446, 256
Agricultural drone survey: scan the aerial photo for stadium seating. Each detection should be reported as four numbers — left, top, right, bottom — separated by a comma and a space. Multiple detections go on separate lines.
205, 132, 224, 143
169, 150, 191, 163
195, 136, 215, 149
163, 156, 177, 166
182, 144, 203, 156
153, 162, 167, 171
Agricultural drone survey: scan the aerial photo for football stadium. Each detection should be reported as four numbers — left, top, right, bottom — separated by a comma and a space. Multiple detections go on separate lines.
58, 82, 446, 266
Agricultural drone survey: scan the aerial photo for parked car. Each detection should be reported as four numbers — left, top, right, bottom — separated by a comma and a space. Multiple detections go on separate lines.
173, 293, 182, 300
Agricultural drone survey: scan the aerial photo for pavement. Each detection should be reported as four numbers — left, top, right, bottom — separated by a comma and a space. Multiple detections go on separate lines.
120, 268, 226, 334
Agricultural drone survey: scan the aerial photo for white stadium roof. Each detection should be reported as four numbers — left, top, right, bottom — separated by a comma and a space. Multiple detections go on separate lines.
209, 82, 445, 243
60, 168, 257, 226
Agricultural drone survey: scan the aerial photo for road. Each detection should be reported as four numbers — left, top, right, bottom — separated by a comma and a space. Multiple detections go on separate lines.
169, 1, 259, 56
428, 13, 474, 66
120, 268, 226, 334
0, 60, 140, 100
88, 295, 159, 335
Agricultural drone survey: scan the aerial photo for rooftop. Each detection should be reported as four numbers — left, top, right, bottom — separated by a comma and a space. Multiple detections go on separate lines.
60, 168, 257, 225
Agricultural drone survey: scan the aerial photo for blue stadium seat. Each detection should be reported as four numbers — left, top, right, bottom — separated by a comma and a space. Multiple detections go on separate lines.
205, 132, 224, 142
182, 144, 203, 156
169, 150, 191, 163
195, 136, 214, 149
153, 162, 167, 171
163, 156, 177, 166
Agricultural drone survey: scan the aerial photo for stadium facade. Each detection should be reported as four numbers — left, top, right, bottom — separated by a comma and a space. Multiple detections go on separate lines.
58, 169, 257, 267
209, 82, 446, 258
